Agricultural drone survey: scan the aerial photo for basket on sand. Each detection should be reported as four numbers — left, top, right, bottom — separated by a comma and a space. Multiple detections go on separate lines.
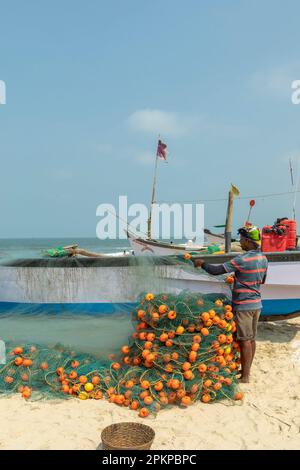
101, 422, 155, 450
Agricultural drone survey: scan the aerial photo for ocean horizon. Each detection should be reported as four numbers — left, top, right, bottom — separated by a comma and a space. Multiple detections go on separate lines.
0, 236, 196, 261
0, 237, 131, 261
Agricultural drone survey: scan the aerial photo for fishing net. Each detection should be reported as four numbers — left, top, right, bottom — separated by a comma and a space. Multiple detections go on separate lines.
0, 243, 242, 416
0, 288, 242, 416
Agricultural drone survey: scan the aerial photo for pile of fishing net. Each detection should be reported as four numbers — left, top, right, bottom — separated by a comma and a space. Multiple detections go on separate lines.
0, 292, 243, 417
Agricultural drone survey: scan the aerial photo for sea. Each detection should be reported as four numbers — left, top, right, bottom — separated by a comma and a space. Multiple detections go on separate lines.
0, 238, 134, 358
0, 238, 131, 262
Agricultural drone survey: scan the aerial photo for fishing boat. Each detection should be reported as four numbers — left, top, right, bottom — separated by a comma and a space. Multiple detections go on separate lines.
1, 251, 300, 318
127, 140, 237, 255
127, 229, 226, 256
1, 144, 299, 320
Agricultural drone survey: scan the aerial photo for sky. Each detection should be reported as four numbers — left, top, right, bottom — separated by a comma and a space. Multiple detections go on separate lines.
1, 0, 300, 238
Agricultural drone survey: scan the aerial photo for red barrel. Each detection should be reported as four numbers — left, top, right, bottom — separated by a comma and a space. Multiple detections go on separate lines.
261, 226, 287, 252
280, 219, 297, 249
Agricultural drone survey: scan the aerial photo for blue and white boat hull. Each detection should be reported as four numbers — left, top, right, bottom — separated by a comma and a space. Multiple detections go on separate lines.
0, 253, 300, 317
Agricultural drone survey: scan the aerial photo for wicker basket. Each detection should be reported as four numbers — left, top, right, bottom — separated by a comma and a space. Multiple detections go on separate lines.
101, 422, 155, 450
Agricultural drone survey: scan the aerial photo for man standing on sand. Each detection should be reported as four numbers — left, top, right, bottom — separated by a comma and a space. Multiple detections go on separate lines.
193, 225, 268, 383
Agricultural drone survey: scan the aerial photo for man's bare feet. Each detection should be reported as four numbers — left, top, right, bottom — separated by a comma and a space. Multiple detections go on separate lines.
239, 376, 250, 383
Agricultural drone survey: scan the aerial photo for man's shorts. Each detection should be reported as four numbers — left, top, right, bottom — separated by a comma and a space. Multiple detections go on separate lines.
233, 309, 261, 341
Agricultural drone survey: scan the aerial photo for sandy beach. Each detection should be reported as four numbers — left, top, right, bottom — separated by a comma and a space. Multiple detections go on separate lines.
0, 317, 300, 450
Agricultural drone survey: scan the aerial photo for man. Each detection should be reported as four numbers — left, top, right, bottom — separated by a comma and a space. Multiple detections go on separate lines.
193, 225, 268, 383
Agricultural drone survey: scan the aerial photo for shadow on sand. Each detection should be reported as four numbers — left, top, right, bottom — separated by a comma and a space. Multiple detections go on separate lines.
257, 318, 300, 344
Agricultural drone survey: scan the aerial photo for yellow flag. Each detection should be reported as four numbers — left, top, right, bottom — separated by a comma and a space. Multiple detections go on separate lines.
231, 184, 240, 196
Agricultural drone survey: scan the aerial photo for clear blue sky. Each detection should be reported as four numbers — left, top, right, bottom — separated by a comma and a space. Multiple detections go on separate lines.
1, 0, 300, 238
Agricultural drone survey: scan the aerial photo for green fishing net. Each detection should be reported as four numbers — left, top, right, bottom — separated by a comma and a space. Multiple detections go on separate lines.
0, 291, 242, 416
43, 247, 69, 258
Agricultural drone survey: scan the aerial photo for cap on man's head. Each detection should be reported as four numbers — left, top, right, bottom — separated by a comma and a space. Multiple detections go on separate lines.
238, 225, 261, 246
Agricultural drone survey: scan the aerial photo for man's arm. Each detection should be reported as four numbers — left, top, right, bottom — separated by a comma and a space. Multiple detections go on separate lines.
193, 254, 244, 275
193, 258, 226, 275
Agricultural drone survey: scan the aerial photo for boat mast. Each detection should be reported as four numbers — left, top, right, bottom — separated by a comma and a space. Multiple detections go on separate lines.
147, 150, 159, 239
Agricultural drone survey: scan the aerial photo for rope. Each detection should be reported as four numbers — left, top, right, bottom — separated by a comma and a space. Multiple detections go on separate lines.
157, 189, 300, 204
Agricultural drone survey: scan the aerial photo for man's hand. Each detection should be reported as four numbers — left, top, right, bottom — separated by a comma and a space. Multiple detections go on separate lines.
193, 258, 204, 268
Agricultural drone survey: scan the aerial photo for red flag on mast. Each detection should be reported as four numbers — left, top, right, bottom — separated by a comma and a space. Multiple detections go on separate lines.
156, 139, 167, 160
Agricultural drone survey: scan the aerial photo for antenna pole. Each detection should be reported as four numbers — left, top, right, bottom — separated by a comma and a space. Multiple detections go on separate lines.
289, 159, 296, 219
293, 160, 300, 220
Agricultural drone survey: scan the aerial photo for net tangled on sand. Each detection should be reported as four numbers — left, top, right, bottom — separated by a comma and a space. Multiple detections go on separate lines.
0, 292, 243, 417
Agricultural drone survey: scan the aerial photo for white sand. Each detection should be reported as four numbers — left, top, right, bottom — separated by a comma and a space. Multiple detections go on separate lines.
1, 318, 300, 450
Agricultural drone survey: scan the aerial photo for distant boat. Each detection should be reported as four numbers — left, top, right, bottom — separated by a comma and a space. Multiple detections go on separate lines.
43, 244, 135, 258
127, 229, 226, 256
